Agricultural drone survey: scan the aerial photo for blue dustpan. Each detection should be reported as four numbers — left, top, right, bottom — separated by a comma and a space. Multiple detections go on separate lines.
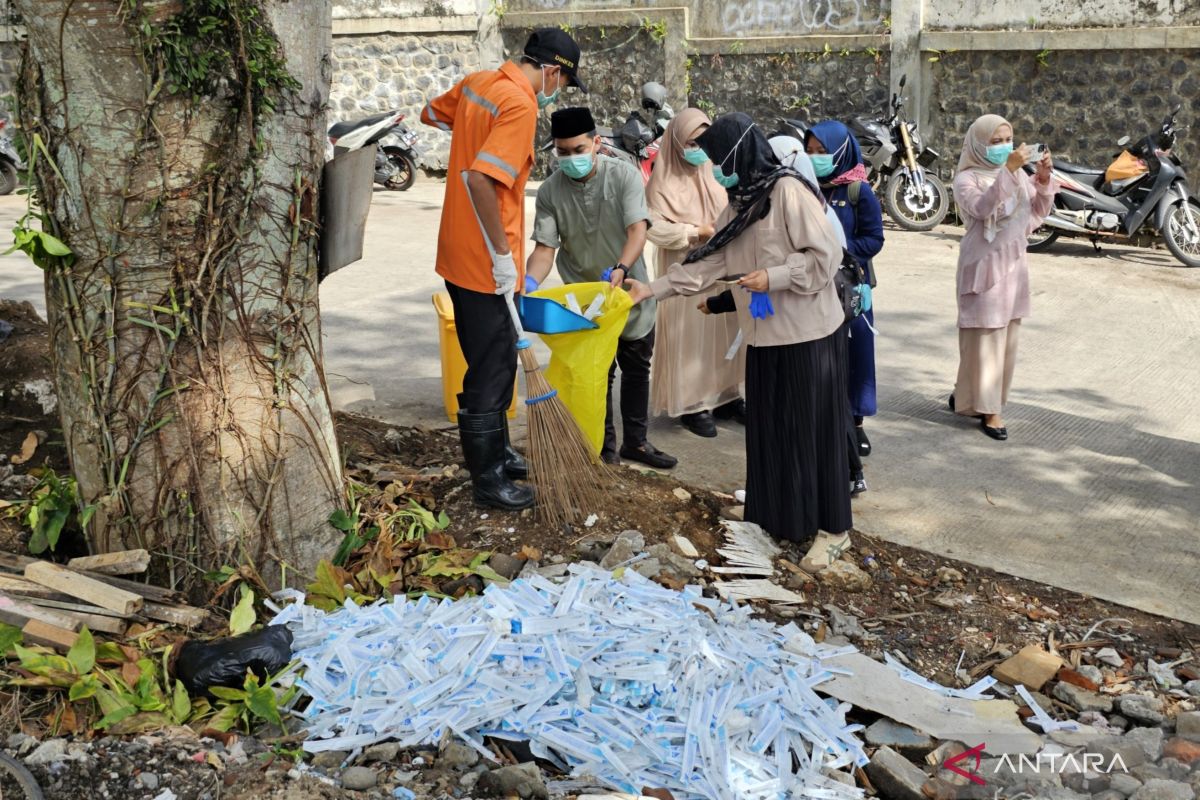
518, 294, 599, 335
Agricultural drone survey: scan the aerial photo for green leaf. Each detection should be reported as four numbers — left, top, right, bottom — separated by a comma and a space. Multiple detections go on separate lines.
0, 623, 22, 656
209, 686, 248, 702
95, 642, 126, 663
472, 564, 508, 583
207, 703, 242, 732
68, 673, 100, 701
37, 231, 72, 256
13, 643, 49, 671
66, 627, 96, 675
246, 686, 282, 728
308, 560, 346, 605
204, 565, 237, 584
328, 508, 357, 532
95, 703, 138, 730
78, 504, 97, 530
172, 680, 191, 723
229, 586, 255, 636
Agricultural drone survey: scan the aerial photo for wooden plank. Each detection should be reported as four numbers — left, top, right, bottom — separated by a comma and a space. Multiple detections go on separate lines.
23, 562, 143, 615
143, 601, 208, 628
21, 599, 128, 635
21, 619, 79, 651
0, 552, 181, 603
0, 593, 83, 632
0, 574, 70, 600
67, 549, 150, 575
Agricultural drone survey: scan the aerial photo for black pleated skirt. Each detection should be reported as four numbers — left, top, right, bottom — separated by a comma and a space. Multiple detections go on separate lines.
744, 329, 854, 543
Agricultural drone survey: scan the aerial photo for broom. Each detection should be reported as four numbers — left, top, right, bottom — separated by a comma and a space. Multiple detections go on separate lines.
505, 293, 608, 530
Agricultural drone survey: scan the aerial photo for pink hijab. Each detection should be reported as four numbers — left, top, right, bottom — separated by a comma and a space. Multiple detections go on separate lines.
645, 108, 727, 228
958, 114, 1028, 242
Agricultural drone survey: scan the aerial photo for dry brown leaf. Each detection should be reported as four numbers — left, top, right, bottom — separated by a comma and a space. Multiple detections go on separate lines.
518, 545, 542, 562
10, 432, 37, 466
121, 661, 142, 687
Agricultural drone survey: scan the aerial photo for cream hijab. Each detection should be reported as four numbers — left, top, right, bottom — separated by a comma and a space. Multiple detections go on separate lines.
768, 135, 848, 248
957, 114, 1028, 242
644, 108, 727, 228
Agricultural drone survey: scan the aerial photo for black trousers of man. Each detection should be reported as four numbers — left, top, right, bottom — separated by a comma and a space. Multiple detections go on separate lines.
445, 281, 517, 414
602, 328, 655, 460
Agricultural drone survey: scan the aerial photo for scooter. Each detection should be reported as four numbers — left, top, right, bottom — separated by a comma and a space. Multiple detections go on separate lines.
777, 76, 948, 231
0, 112, 23, 196
598, 82, 674, 184
327, 110, 421, 192
1027, 106, 1200, 267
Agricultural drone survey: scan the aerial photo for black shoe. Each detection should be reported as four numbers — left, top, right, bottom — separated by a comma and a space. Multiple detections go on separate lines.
981, 420, 1009, 441
601, 450, 621, 466
502, 419, 528, 479
855, 425, 872, 457
680, 411, 718, 438
620, 441, 678, 469
458, 411, 535, 510
851, 475, 868, 497
714, 399, 747, 425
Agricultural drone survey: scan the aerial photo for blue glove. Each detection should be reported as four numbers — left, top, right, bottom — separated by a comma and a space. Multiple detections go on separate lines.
749, 291, 775, 320
524, 275, 540, 295
857, 283, 872, 313
600, 267, 613, 282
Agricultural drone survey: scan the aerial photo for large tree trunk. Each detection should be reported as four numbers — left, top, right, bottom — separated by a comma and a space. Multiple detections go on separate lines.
15, 1, 344, 594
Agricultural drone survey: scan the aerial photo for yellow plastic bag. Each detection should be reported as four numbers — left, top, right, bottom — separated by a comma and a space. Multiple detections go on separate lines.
529, 282, 633, 454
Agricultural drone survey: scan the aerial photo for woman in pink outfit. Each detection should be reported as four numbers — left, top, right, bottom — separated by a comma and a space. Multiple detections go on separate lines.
950, 114, 1057, 441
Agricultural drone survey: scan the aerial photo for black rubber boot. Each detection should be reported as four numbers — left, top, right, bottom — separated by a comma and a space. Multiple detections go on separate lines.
502, 418, 528, 479
458, 411, 534, 511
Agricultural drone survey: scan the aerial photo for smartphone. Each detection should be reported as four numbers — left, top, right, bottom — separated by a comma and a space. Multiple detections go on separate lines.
1027, 143, 1046, 161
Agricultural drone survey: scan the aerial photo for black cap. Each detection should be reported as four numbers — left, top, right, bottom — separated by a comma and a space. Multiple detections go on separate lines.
550, 107, 596, 139
524, 28, 588, 94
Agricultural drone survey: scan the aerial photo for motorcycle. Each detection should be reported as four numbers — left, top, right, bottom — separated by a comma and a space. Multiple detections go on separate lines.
777, 76, 948, 231
327, 110, 421, 192
544, 82, 673, 184
0, 112, 23, 196
1027, 106, 1200, 268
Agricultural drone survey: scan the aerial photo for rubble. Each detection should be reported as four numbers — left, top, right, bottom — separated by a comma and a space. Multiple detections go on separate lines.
993, 644, 1065, 691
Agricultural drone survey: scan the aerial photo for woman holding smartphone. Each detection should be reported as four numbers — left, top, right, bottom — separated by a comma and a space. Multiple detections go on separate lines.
950, 114, 1057, 440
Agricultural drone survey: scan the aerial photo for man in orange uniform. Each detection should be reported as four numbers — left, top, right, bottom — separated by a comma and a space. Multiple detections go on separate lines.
422, 29, 586, 512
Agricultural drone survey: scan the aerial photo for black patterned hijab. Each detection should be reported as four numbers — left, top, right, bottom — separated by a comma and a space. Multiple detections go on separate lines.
686, 113, 818, 265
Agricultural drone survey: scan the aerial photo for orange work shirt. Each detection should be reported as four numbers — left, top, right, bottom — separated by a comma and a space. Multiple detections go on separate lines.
422, 61, 537, 294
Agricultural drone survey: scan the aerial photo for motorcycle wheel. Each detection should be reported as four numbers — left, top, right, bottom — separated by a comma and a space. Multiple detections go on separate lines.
1026, 225, 1060, 252
0, 160, 18, 196
884, 171, 949, 231
1163, 199, 1200, 268
382, 148, 416, 191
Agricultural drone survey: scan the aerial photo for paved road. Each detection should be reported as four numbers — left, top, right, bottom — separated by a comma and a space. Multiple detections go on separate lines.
2, 182, 1198, 624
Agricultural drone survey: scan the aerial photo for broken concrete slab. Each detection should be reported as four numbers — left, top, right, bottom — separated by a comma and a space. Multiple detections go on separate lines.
992, 645, 1065, 691
822, 652, 1044, 755
864, 746, 929, 800
865, 719, 935, 752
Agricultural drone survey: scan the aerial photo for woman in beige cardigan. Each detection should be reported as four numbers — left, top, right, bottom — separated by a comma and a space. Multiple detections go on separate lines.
644, 109, 745, 438
626, 113, 853, 569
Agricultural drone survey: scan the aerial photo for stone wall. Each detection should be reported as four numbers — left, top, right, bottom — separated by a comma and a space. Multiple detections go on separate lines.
927, 48, 1200, 167
329, 32, 480, 169
0, 40, 19, 104
925, 0, 1200, 30
501, 23, 667, 177
687, 49, 890, 135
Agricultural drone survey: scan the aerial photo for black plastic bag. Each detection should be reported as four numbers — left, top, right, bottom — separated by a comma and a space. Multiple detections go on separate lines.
175, 625, 294, 695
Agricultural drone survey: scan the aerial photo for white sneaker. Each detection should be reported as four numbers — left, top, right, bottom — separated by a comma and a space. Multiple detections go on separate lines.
799, 531, 852, 573
734, 489, 746, 503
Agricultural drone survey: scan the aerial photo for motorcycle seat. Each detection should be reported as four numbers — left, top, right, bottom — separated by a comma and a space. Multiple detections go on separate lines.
329, 110, 397, 139
1052, 158, 1105, 176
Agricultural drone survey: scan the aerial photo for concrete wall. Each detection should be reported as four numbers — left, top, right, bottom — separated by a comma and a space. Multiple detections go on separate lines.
925, 0, 1200, 31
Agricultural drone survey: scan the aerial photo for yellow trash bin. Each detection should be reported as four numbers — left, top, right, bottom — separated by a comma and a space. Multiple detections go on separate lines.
432, 291, 518, 423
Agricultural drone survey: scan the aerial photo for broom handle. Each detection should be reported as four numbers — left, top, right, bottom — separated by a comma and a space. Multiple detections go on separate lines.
504, 292, 530, 348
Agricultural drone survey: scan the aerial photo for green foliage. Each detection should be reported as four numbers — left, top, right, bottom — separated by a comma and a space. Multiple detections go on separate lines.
229, 584, 257, 636
123, 0, 299, 113
20, 468, 95, 555
488, 0, 506, 19
0, 624, 23, 657
642, 18, 668, 44
729, 40, 745, 55
206, 666, 297, 733
1036, 48, 1052, 68
6, 133, 74, 273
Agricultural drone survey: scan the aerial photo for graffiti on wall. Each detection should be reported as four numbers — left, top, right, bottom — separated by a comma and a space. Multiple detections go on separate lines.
722, 0, 886, 35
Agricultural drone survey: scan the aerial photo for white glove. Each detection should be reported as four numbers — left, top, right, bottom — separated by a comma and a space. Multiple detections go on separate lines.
492, 250, 517, 295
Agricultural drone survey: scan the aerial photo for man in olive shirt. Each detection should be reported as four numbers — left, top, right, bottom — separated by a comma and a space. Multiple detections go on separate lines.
525, 107, 677, 469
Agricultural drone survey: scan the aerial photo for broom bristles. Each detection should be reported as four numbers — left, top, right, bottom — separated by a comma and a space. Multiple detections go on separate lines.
519, 346, 608, 530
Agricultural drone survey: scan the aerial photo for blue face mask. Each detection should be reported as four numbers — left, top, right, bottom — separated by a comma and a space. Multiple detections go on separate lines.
559, 152, 594, 180
712, 165, 738, 188
810, 154, 836, 178
986, 143, 1013, 166
537, 66, 561, 109
683, 148, 710, 166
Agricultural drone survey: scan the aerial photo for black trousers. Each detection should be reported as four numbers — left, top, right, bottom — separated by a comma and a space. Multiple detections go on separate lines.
445, 280, 517, 415
603, 328, 655, 458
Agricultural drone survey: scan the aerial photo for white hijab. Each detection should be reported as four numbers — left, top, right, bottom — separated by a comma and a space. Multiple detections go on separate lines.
769, 135, 848, 248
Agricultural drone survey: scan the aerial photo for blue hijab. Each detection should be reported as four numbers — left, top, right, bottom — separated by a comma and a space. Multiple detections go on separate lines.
808, 120, 863, 180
